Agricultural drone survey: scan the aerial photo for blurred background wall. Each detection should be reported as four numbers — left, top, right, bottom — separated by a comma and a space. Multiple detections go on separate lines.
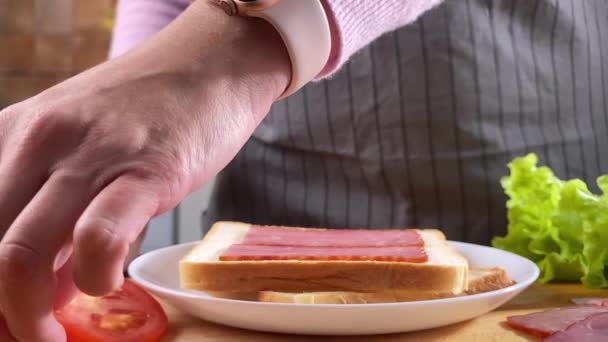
0, 0, 114, 107
0, 0, 210, 251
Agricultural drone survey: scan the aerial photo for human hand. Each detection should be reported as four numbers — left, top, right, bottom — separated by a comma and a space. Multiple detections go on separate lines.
0, 2, 289, 341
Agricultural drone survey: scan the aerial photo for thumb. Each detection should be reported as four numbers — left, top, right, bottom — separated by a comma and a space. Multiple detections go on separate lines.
72, 174, 161, 296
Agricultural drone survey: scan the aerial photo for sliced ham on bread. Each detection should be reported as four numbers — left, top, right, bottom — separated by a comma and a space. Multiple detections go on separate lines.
179, 222, 469, 295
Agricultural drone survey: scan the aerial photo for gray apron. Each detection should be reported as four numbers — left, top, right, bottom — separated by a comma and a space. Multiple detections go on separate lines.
203, 0, 608, 245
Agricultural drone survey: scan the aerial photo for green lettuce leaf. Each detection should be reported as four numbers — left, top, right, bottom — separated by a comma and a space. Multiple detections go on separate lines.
492, 154, 608, 288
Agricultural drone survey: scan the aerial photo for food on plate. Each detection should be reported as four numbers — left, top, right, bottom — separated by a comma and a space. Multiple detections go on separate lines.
180, 221, 467, 294
464, 267, 515, 295
179, 221, 514, 303
54, 279, 168, 342
506, 297, 608, 340
256, 266, 514, 304
492, 153, 608, 288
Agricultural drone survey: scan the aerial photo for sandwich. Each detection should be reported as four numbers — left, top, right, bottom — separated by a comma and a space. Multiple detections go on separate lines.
179, 221, 514, 303
257, 267, 515, 304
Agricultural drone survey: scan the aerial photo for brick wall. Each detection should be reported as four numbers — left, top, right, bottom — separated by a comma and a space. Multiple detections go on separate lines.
0, 1, 211, 251
0, 0, 116, 108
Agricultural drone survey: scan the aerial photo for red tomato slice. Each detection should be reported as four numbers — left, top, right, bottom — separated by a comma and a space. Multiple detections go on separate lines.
54, 280, 168, 342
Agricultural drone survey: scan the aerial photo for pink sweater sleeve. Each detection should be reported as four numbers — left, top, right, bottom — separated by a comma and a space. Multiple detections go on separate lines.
319, 0, 445, 77
109, 0, 444, 76
109, 0, 190, 58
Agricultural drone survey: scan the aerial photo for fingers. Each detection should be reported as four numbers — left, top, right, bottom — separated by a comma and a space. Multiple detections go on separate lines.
73, 174, 160, 296
0, 108, 85, 241
0, 173, 91, 342
0, 244, 67, 342
53, 257, 78, 310
0, 157, 47, 239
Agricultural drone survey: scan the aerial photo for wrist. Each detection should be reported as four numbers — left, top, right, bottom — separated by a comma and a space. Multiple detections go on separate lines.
109, 0, 290, 123
188, 1, 291, 100
165, 1, 290, 117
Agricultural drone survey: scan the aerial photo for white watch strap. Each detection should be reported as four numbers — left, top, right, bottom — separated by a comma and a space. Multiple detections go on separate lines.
255, 0, 331, 98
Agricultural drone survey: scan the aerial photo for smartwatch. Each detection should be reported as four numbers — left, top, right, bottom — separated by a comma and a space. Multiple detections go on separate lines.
207, 0, 332, 98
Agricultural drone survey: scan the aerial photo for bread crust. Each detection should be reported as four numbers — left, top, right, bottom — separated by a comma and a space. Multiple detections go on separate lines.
179, 222, 468, 293
465, 267, 515, 295
253, 267, 514, 304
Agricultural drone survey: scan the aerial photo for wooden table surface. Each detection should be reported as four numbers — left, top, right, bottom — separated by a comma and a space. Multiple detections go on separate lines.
159, 284, 608, 342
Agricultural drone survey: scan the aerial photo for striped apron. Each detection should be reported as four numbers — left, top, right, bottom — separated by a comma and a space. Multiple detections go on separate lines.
203, 0, 608, 245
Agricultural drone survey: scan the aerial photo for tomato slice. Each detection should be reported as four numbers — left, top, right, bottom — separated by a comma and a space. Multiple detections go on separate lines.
54, 280, 168, 342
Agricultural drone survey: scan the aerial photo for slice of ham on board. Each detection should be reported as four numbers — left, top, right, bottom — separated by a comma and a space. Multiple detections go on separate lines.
506, 306, 608, 338
545, 312, 608, 342
219, 244, 428, 262
571, 298, 608, 307
242, 226, 424, 247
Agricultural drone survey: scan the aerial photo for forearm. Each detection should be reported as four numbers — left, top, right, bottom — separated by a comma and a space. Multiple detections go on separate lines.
106, 1, 290, 122
111, 0, 442, 89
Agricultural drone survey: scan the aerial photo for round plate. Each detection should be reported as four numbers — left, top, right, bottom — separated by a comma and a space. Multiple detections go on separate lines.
128, 241, 539, 336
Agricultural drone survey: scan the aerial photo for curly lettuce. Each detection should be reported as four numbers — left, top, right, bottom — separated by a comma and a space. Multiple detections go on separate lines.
492, 154, 608, 288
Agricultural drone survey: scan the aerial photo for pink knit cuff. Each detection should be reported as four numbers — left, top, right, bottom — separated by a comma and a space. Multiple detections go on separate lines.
109, 0, 444, 81
317, 0, 444, 78
110, 0, 190, 58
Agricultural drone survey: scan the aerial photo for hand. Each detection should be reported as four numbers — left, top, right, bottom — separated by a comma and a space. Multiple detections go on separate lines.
0, 2, 290, 341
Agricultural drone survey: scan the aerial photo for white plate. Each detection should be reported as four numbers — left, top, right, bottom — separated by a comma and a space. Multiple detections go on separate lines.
128, 241, 539, 336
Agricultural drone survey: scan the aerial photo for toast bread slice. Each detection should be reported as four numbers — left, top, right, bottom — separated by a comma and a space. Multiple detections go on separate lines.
255, 266, 514, 304
179, 222, 468, 294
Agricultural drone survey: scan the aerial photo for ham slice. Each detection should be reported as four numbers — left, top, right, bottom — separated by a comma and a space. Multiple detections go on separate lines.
242, 226, 424, 247
545, 312, 608, 342
219, 244, 428, 262
506, 306, 608, 338
571, 298, 608, 307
